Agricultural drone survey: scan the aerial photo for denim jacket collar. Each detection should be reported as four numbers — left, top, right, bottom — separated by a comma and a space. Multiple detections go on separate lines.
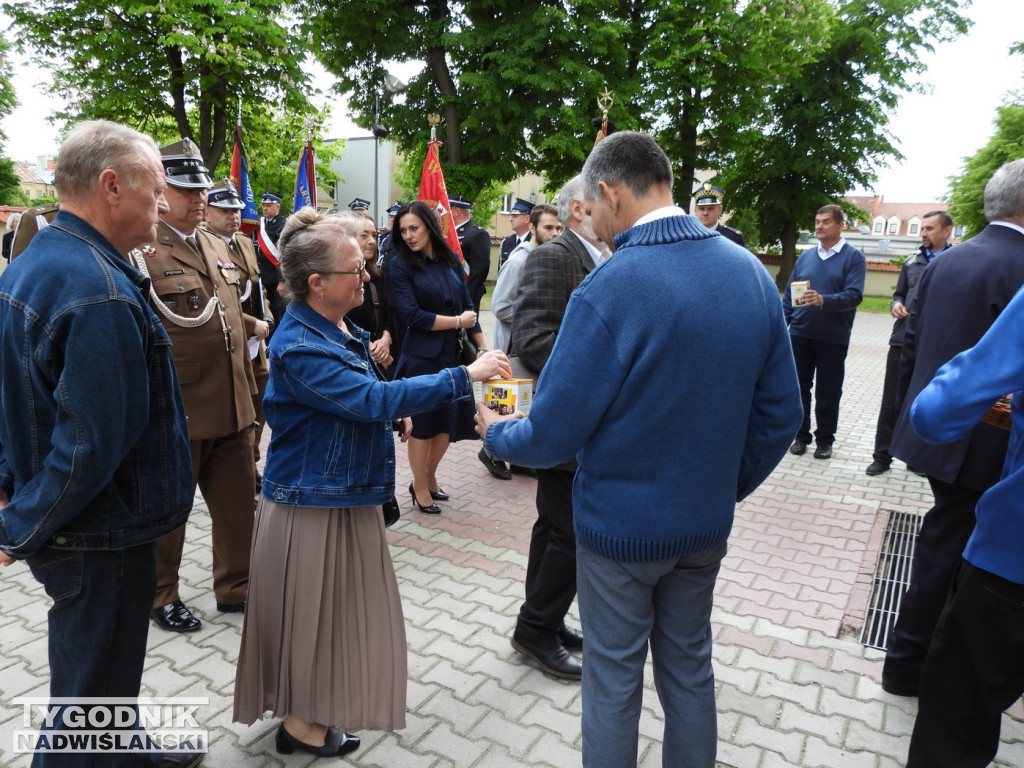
49, 210, 151, 292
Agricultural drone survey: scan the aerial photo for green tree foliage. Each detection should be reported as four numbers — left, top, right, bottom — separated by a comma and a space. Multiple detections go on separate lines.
3, 0, 315, 170
721, 0, 970, 289
0, 35, 17, 149
947, 100, 1024, 238
299, 0, 824, 201
0, 158, 27, 205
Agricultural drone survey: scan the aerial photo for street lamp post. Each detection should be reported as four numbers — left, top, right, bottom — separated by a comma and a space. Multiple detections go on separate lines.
370, 74, 407, 228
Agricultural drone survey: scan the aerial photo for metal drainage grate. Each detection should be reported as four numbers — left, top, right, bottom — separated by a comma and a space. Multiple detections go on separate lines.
859, 510, 923, 650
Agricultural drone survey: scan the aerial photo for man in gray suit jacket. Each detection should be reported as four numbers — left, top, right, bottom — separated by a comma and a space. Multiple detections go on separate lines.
884, 159, 1024, 697
505, 175, 605, 680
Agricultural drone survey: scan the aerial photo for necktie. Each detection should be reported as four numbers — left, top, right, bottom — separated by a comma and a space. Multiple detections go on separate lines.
185, 235, 201, 255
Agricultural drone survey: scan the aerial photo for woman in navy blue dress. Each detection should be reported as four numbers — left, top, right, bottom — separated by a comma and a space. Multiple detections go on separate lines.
389, 201, 487, 513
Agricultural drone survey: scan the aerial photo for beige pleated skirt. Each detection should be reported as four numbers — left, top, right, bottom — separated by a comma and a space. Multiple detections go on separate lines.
233, 498, 407, 731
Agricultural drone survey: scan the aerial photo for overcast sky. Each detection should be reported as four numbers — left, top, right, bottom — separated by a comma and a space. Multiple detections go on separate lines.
4, 0, 1022, 204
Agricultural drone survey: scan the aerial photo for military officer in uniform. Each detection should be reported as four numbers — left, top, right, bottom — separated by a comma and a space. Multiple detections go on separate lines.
691, 183, 747, 247
143, 139, 258, 633
498, 197, 534, 272
204, 179, 273, 492
450, 194, 493, 314
255, 192, 287, 326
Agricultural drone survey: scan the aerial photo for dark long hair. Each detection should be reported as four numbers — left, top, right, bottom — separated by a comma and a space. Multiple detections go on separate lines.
392, 200, 461, 272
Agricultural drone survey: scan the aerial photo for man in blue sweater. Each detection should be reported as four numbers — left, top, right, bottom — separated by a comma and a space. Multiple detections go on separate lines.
475, 132, 802, 768
783, 205, 866, 459
903, 284, 1024, 768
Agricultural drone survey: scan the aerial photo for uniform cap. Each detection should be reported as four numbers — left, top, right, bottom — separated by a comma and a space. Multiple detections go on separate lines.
160, 138, 213, 190
509, 198, 533, 215
692, 183, 725, 206
208, 179, 245, 210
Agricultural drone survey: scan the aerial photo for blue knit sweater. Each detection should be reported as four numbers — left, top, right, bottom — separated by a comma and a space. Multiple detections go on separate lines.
783, 243, 866, 345
910, 284, 1024, 585
485, 215, 802, 562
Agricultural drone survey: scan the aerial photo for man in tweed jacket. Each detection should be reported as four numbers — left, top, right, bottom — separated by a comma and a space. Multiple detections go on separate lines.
505, 174, 604, 680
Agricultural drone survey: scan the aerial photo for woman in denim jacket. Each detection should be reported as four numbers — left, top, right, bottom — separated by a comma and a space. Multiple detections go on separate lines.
233, 208, 509, 759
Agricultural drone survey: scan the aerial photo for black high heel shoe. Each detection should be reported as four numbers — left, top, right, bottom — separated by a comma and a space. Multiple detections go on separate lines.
430, 488, 449, 501
275, 723, 360, 757
408, 483, 441, 514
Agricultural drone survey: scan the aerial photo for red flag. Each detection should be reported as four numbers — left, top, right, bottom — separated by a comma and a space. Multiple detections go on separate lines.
230, 124, 260, 235
417, 140, 467, 276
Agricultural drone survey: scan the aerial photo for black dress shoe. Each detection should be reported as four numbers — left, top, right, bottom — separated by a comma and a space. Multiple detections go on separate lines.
478, 447, 512, 480
813, 444, 833, 460
558, 623, 584, 650
159, 751, 203, 767
865, 461, 890, 476
510, 464, 536, 477
216, 601, 245, 613
788, 440, 808, 456
408, 483, 441, 514
430, 488, 450, 501
275, 724, 360, 757
511, 633, 582, 680
151, 601, 201, 633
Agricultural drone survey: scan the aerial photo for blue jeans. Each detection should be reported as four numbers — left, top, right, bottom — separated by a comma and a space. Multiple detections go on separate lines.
577, 544, 726, 768
26, 544, 160, 768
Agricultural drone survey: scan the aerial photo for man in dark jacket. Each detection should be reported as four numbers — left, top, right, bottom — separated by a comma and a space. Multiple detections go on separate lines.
503, 174, 602, 681
450, 194, 492, 314
883, 159, 1024, 697
865, 211, 953, 476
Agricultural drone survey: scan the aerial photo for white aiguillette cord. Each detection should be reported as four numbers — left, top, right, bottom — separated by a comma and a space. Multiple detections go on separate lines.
130, 248, 228, 341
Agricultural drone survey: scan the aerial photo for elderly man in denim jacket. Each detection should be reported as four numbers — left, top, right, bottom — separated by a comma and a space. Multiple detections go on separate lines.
0, 121, 195, 768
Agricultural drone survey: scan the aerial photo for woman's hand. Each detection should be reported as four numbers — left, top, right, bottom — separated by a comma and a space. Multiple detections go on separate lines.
474, 402, 524, 437
457, 310, 477, 329
466, 350, 512, 381
394, 417, 412, 443
369, 337, 392, 366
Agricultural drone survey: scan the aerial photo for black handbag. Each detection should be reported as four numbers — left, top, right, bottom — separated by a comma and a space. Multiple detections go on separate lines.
381, 494, 401, 528
457, 328, 478, 366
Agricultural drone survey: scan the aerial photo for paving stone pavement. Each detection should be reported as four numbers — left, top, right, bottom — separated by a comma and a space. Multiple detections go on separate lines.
2, 309, 1023, 767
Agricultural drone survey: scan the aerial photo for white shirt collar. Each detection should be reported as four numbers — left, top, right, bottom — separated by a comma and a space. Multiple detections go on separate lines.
817, 237, 846, 260
991, 220, 1024, 237
565, 227, 603, 263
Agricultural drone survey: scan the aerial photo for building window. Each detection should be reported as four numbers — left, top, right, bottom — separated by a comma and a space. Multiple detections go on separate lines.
874, 222, 883, 234
888, 222, 898, 234
909, 223, 919, 235
499, 193, 513, 213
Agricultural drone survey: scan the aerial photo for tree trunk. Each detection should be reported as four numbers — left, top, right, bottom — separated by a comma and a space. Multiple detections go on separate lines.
425, 0, 461, 164
775, 216, 799, 292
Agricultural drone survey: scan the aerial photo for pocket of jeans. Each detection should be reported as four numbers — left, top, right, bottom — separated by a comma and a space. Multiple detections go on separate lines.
26, 548, 85, 601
